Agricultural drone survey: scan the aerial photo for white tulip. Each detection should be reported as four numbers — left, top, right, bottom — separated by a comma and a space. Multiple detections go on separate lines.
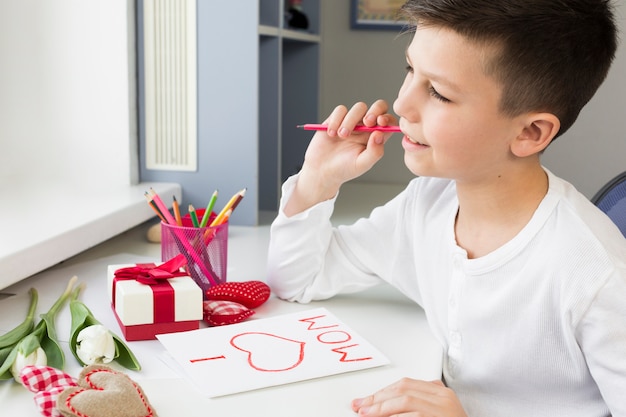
75, 324, 115, 365
10, 340, 47, 382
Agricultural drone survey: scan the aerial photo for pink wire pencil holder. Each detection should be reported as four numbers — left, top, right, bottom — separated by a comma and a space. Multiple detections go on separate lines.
161, 219, 228, 297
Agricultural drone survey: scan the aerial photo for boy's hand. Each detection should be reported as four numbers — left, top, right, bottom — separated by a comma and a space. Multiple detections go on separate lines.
284, 100, 397, 216
351, 378, 468, 417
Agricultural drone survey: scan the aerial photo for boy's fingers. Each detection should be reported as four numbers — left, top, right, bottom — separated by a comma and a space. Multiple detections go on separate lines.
376, 113, 398, 127
337, 102, 369, 136
325, 105, 349, 136
323, 101, 395, 138
364, 99, 390, 124
355, 133, 386, 170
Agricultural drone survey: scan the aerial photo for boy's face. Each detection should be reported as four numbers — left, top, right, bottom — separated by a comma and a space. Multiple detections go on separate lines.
393, 26, 525, 183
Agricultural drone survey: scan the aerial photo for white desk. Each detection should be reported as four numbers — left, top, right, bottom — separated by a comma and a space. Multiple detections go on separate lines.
0, 187, 442, 417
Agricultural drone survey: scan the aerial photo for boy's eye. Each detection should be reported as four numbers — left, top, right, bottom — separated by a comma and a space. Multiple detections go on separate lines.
405, 65, 413, 73
428, 85, 450, 103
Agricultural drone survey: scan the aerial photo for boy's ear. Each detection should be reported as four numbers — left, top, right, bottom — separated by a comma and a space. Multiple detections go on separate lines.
512, 113, 560, 157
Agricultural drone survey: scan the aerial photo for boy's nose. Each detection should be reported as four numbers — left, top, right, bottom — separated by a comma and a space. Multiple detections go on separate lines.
393, 84, 419, 123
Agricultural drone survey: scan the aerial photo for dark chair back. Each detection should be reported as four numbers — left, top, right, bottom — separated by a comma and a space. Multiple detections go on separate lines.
591, 171, 626, 237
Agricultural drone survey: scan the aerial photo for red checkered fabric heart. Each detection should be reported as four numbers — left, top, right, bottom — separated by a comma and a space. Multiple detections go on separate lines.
20, 365, 78, 417
203, 300, 255, 326
205, 280, 270, 309
33, 387, 68, 417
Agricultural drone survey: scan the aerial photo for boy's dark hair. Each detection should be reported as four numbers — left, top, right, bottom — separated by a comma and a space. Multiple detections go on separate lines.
400, 0, 618, 138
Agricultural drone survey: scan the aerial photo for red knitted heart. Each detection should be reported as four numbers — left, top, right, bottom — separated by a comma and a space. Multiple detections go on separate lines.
205, 280, 270, 309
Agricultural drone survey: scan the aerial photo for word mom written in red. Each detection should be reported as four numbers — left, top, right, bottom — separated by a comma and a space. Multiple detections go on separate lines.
299, 314, 372, 363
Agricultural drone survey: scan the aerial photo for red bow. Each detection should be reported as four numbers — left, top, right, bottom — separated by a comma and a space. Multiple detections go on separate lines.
114, 256, 187, 285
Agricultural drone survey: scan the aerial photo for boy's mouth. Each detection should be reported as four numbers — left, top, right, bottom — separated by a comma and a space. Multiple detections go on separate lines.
407, 135, 428, 146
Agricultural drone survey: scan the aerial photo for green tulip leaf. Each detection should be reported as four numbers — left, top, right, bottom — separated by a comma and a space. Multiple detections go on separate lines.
0, 344, 14, 366
110, 332, 141, 371
0, 345, 18, 380
37, 308, 68, 371
0, 277, 76, 381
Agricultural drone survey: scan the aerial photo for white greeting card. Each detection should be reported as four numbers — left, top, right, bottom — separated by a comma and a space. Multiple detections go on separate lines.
157, 307, 390, 397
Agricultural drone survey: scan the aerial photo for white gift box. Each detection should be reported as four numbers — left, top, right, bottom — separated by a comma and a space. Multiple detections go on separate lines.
107, 263, 203, 340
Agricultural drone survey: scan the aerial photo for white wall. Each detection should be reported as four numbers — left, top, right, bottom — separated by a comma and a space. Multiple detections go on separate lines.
0, 1, 134, 191
320, 0, 626, 198
541, 2, 626, 197
320, 0, 413, 185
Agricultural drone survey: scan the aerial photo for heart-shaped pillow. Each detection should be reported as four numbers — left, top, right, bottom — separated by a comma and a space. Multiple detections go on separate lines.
205, 280, 270, 309
56, 365, 158, 417
203, 300, 255, 326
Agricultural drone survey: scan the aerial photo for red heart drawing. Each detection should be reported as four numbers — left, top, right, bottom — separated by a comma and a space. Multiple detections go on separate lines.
230, 332, 305, 372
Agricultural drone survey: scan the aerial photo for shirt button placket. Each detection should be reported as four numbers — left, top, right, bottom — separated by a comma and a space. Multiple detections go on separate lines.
447, 254, 464, 377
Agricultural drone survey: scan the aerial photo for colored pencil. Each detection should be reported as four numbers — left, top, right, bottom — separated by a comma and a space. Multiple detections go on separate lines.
200, 190, 218, 228
145, 193, 166, 222
297, 124, 401, 133
189, 204, 200, 227
228, 188, 246, 213
172, 196, 182, 226
209, 188, 246, 227
218, 209, 233, 226
148, 188, 177, 225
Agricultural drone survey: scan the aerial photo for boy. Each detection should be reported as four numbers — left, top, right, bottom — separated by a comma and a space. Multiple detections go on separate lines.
267, 1, 626, 416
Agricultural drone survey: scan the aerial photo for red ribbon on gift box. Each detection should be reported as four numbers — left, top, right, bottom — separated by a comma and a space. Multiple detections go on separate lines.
112, 256, 188, 324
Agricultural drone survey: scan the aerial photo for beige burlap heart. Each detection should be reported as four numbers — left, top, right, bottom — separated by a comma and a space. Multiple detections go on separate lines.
57, 365, 157, 417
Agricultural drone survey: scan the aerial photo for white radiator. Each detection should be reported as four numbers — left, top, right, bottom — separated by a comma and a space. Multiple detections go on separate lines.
143, 0, 197, 171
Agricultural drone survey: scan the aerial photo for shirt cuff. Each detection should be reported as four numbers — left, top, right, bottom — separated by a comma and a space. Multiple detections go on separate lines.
274, 173, 338, 223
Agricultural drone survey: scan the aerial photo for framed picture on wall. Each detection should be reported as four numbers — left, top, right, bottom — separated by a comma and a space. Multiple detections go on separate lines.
351, 0, 407, 30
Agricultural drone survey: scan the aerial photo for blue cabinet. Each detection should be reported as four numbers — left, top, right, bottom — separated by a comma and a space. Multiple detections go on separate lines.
138, 0, 320, 225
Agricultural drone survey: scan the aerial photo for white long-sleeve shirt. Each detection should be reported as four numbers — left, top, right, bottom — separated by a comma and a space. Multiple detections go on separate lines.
267, 169, 626, 417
